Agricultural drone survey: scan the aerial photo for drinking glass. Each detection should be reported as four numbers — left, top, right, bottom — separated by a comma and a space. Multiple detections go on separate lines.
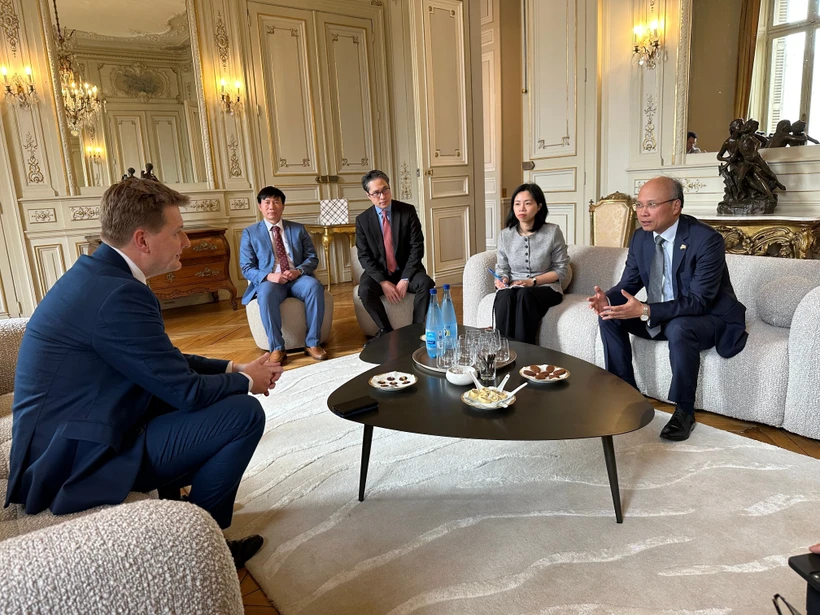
456, 338, 475, 368
476, 335, 497, 384
496, 337, 510, 363
436, 336, 458, 370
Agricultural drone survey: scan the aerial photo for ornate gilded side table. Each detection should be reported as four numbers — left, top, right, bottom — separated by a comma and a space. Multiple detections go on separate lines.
304, 223, 357, 290
699, 216, 820, 259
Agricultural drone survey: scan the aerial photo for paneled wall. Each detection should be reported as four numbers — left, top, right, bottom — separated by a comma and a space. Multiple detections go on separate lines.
600, 0, 820, 220
0, 0, 486, 317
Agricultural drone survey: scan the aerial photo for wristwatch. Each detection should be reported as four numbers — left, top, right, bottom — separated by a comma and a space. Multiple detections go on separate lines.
531, 277, 538, 287
640, 304, 650, 322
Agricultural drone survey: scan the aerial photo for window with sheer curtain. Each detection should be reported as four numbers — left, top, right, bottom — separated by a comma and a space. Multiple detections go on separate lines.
751, 0, 820, 135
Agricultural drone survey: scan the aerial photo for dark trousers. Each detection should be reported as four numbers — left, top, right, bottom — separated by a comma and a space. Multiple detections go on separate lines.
358, 270, 435, 331
599, 315, 720, 414
133, 394, 265, 529
493, 286, 562, 345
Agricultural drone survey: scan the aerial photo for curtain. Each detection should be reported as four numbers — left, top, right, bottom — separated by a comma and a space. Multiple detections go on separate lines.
734, 0, 762, 119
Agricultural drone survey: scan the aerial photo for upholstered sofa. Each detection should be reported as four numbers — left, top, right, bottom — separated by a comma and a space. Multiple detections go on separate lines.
0, 319, 244, 614
464, 245, 820, 439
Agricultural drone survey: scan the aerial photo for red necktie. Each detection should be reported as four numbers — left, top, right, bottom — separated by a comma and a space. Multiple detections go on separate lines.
382, 213, 398, 274
271, 226, 290, 273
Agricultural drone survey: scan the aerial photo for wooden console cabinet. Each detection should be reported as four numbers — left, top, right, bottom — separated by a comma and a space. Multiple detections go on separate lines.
699, 216, 820, 259
87, 227, 238, 309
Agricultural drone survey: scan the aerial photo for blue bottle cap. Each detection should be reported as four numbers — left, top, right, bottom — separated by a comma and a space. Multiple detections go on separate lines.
429, 288, 437, 294
443, 284, 450, 290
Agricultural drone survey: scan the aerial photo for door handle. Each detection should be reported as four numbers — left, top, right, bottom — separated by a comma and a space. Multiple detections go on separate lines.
327, 175, 340, 183
316, 175, 327, 184
425, 169, 434, 176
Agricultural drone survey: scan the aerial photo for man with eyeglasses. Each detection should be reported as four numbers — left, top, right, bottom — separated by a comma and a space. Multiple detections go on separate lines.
355, 169, 434, 343
587, 176, 748, 441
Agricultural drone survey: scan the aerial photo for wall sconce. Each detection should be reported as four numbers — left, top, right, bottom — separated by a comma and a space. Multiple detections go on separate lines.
220, 79, 242, 115
632, 20, 661, 69
85, 145, 103, 164
1, 65, 38, 109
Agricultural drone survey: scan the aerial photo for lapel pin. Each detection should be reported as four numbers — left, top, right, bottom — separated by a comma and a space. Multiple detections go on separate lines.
680, 244, 687, 250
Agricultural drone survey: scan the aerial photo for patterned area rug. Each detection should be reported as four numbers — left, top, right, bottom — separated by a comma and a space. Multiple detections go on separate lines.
227, 353, 817, 615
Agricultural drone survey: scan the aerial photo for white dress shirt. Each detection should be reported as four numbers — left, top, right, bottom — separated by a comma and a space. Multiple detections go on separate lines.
653, 218, 679, 302
264, 219, 296, 272
106, 243, 252, 391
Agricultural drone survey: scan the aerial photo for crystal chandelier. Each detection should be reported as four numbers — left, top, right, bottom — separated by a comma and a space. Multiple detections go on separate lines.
52, 0, 103, 135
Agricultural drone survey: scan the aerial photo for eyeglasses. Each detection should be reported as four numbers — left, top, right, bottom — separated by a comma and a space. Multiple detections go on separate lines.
367, 187, 391, 198
632, 198, 677, 211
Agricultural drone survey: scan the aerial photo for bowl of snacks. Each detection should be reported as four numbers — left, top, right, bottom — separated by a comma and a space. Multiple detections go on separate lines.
519, 364, 570, 384
461, 386, 515, 409
368, 371, 417, 391
445, 365, 477, 386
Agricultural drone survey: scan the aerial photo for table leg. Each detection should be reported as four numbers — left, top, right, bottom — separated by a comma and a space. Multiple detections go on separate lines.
601, 435, 623, 523
358, 425, 374, 501
322, 232, 333, 292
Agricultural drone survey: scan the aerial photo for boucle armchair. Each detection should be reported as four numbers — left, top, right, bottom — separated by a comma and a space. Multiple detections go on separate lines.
0, 319, 243, 614
350, 246, 415, 336
464, 245, 820, 439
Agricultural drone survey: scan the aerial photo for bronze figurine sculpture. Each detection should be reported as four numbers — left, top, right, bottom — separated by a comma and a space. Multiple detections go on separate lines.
717, 118, 785, 215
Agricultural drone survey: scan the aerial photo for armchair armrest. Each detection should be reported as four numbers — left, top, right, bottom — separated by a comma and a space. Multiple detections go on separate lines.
463, 251, 497, 327
0, 319, 26, 396
0, 499, 243, 615
784, 286, 820, 439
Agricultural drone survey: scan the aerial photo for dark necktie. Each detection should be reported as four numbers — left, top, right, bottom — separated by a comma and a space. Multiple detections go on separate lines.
381, 213, 398, 274
271, 226, 290, 273
646, 235, 665, 337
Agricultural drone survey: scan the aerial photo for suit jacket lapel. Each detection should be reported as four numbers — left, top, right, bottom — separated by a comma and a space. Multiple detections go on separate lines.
283, 220, 299, 263
371, 207, 386, 262
671, 215, 691, 296
391, 203, 402, 255
641, 230, 654, 287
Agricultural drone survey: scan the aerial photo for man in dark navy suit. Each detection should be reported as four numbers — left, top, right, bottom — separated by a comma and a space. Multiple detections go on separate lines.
588, 177, 747, 441
4, 178, 280, 568
355, 170, 434, 342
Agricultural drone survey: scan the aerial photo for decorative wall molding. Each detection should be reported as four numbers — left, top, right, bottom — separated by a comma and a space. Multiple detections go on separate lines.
679, 178, 706, 193
185, 199, 221, 212
29, 209, 56, 224
23, 133, 45, 185
227, 134, 243, 177
642, 94, 657, 152
400, 162, 412, 199
0, 0, 20, 57
673, 0, 693, 165
108, 63, 172, 101
215, 11, 229, 70
229, 198, 250, 210
70, 206, 100, 221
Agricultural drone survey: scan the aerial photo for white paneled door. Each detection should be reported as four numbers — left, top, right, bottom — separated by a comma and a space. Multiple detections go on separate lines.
249, 3, 387, 212
411, 0, 477, 284
522, 0, 596, 245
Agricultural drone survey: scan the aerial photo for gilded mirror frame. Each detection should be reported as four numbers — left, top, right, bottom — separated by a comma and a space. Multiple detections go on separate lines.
37, 0, 216, 194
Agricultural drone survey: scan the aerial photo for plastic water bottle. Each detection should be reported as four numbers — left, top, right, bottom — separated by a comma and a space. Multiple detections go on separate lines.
425, 288, 442, 359
440, 284, 458, 340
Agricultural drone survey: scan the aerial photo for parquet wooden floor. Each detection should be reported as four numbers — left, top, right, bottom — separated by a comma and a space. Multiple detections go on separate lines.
162, 282, 819, 614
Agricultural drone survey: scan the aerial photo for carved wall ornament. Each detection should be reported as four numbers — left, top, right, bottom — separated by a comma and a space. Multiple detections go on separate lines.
679, 178, 706, 193
227, 134, 242, 177
371, 0, 383, 6
185, 199, 221, 212
267, 26, 299, 37
215, 11, 229, 70
633, 179, 647, 195
0, 0, 20, 57
109, 64, 170, 100
229, 198, 250, 210
29, 209, 56, 223
400, 162, 412, 200
23, 133, 45, 184
642, 94, 657, 152
361, 157, 369, 166
713, 224, 816, 259
70, 206, 100, 221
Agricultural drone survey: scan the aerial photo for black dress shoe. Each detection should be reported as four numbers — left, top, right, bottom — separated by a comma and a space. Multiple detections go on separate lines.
660, 408, 696, 441
227, 534, 264, 569
363, 328, 391, 348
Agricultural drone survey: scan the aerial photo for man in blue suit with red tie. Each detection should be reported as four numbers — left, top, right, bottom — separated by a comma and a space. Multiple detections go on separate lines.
240, 187, 326, 365
588, 176, 748, 441
4, 178, 280, 568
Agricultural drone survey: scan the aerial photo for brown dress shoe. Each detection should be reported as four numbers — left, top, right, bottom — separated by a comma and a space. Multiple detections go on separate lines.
270, 350, 287, 365
305, 346, 327, 361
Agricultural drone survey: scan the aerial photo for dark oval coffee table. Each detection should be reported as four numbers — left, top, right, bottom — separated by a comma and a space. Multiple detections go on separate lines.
329, 324, 654, 522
